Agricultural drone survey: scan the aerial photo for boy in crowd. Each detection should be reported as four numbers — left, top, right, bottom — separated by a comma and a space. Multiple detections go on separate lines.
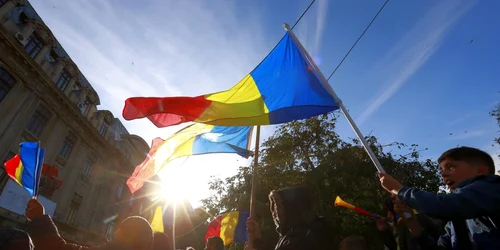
380, 146, 500, 249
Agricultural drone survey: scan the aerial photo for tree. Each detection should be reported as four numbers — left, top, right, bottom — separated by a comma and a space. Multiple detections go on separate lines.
202, 114, 442, 249
491, 103, 500, 147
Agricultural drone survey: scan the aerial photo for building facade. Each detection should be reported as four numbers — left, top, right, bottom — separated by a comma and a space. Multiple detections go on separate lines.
0, 0, 157, 246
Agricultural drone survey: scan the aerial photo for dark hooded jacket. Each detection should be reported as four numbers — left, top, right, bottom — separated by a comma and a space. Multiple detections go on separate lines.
0, 228, 34, 250
253, 187, 334, 250
26, 215, 137, 250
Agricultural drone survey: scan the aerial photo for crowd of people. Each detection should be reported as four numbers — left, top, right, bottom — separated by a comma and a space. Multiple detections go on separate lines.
1, 146, 499, 250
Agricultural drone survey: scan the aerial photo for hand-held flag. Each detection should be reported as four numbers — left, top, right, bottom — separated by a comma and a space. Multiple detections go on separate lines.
122, 32, 339, 127
4, 142, 45, 196
151, 206, 164, 233
205, 211, 249, 246
126, 124, 253, 193
334, 196, 380, 219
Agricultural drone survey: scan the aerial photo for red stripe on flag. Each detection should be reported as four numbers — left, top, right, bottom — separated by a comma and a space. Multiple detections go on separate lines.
126, 138, 166, 193
205, 215, 224, 242
4, 154, 21, 180
122, 96, 212, 127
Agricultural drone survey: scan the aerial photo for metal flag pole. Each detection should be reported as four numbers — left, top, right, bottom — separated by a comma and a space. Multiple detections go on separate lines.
284, 23, 386, 174
248, 125, 261, 249
32, 141, 42, 200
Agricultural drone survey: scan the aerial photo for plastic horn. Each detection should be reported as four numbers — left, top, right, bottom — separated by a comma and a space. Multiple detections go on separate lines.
334, 196, 381, 219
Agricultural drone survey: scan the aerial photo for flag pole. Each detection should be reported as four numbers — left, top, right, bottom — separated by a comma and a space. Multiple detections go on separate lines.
248, 125, 261, 249
32, 141, 42, 200
284, 23, 386, 173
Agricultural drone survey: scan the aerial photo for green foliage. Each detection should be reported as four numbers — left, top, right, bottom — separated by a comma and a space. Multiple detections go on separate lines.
491, 103, 500, 147
201, 114, 442, 249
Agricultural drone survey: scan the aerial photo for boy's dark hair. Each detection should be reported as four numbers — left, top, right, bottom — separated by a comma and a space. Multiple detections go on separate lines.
438, 146, 495, 174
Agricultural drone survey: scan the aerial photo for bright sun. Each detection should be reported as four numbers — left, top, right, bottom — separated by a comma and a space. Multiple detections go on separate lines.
158, 165, 197, 205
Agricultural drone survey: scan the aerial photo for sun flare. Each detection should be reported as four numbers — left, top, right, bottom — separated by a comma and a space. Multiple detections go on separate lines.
158, 166, 197, 205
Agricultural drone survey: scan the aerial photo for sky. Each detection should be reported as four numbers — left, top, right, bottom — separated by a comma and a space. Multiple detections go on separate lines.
29, 0, 500, 207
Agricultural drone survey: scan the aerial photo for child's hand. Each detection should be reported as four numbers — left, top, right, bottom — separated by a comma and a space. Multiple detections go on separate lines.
379, 173, 403, 195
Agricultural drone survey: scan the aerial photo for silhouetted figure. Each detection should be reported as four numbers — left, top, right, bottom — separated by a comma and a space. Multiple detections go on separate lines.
0, 228, 34, 250
153, 232, 171, 250
205, 236, 224, 250
25, 198, 153, 250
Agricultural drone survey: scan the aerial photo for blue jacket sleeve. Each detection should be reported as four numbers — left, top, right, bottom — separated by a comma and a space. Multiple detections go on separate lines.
397, 179, 500, 220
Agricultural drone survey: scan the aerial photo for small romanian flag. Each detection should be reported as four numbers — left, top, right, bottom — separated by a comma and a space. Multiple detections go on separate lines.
4, 142, 45, 196
151, 206, 164, 233
205, 211, 249, 246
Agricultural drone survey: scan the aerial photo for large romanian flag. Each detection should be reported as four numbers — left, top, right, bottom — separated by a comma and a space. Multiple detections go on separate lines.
126, 124, 253, 193
4, 142, 45, 196
123, 31, 339, 128
205, 211, 249, 246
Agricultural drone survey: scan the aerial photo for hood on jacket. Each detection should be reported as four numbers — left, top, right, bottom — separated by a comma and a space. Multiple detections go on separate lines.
0, 228, 34, 250
269, 186, 313, 233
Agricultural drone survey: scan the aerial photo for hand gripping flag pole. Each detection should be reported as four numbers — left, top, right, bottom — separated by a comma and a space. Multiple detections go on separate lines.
283, 23, 386, 174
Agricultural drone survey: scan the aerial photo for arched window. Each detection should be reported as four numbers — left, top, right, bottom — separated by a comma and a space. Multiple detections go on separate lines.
0, 67, 15, 103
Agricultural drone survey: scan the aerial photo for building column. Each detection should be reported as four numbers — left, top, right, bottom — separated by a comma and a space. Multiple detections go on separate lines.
64, 77, 77, 96
51, 60, 64, 82
34, 44, 51, 64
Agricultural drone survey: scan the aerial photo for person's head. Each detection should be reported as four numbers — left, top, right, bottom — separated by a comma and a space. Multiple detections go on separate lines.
268, 186, 312, 229
339, 236, 370, 250
113, 216, 153, 250
0, 228, 33, 250
438, 147, 495, 190
186, 247, 196, 250
204, 236, 224, 250
152, 232, 171, 250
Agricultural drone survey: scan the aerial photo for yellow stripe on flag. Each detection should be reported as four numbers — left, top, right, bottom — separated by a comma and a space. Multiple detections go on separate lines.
14, 161, 24, 185
151, 206, 164, 233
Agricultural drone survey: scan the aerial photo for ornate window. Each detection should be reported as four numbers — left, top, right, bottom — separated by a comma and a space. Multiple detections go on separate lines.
56, 71, 70, 92
24, 34, 44, 58
25, 105, 52, 138
67, 193, 83, 224
59, 132, 77, 160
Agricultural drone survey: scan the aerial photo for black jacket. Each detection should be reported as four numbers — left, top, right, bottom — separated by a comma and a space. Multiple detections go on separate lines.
253, 187, 334, 250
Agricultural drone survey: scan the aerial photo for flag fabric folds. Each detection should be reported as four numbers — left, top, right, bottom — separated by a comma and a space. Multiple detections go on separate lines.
4, 142, 45, 196
151, 206, 164, 233
126, 124, 253, 193
123, 31, 339, 128
205, 211, 249, 246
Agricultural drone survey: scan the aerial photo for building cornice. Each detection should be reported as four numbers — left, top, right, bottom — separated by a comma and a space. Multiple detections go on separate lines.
0, 27, 133, 171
